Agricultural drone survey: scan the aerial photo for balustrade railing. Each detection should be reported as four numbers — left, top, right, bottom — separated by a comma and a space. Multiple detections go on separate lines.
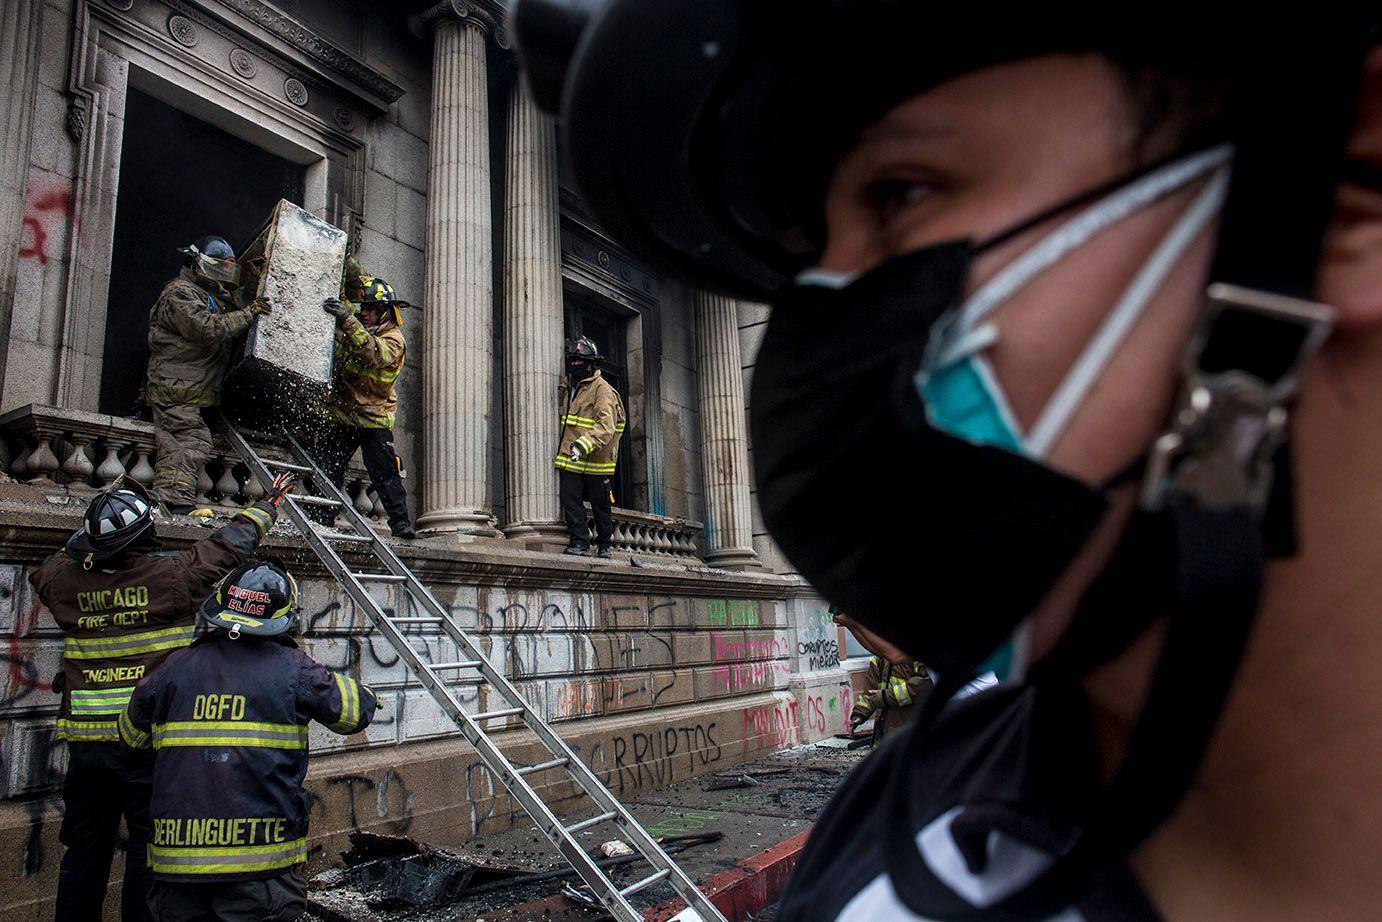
609, 508, 702, 559
0, 405, 386, 523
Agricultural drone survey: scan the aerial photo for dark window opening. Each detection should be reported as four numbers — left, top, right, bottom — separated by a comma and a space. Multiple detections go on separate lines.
563, 287, 636, 509
100, 88, 304, 416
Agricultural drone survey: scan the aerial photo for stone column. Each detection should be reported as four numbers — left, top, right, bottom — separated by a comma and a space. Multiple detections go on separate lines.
413, 4, 498, 534
501, 79, 566, 542
0, 0, 44, 408
695, 291, 761, 570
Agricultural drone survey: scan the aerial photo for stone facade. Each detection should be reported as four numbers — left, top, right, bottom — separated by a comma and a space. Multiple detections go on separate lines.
0, 0, 854, 914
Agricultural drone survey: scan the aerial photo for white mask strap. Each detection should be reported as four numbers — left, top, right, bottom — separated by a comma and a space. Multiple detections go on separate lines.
1025, 170, 1230, 458
956, 145, 1234, 333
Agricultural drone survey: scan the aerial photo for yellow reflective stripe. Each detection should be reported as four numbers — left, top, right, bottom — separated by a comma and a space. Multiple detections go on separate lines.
70, 686, 136, 715
327, 673, 362, 733
353, 364, 400, 384
149, 838, 307, 875
326, 405, 394, 429
574, 435, 595, 454
614, 423, 626, 432
887, 676, 912, 707
64, 625, 196, 660
119, 709, 152, 749
562, 415, 597, 428
554, 456, 617, 474
349, 325, 369, 346
239, 506, 273, 536
56, 718, 119, 741
152, 721, 308, 750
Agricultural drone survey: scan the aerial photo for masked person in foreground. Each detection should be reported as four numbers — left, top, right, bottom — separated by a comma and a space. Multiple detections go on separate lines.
513, 4, 1382, 919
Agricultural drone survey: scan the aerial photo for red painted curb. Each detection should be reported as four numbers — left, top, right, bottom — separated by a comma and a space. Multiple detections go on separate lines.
645, 828, 813, 921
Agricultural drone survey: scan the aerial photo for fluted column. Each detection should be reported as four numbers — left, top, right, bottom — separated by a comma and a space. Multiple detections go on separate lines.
695, 291, 762, 570
416, 10, 496, 534
501, 79, 566, 541
0, 1, 44, 409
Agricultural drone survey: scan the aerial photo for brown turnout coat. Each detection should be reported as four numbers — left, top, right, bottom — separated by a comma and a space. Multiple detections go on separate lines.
555, 371, 626, 475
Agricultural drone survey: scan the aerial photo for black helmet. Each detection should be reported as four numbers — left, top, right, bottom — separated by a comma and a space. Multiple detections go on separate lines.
65, 478, 156, 569
566, 336, 601, 362
513, 2, 1368, 300
357, 276, 412, 326
178, 235, 239, 285
198, 558, 300, 639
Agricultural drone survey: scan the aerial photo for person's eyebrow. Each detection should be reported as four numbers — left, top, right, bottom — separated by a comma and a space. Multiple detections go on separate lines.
854, 116, 954, 147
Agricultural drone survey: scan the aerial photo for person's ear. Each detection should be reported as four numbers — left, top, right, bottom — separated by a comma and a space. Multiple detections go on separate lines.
1319, 45, 1382, 330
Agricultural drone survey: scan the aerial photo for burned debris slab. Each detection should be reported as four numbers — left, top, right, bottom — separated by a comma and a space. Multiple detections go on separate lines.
224, 199, 346, 425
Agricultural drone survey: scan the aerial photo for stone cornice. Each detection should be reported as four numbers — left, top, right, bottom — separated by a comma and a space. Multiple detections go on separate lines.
408, 0, 512, 49
211, 0, 405, 103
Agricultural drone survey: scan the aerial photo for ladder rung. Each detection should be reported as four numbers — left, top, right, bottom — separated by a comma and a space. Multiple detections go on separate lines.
619, 867, 670, 898
566, 811, 617, 834
426, 660, 482, 671
290, 494, 343, 508
264, 459, 311, 473
391, 617, 443, 624
327, 533, 374, 544
471, 707, 524, 722
516, 757, 568, 776
352, 572, 407, 583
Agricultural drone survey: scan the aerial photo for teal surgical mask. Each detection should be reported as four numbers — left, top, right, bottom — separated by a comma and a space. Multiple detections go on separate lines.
918, 146, 1233, 684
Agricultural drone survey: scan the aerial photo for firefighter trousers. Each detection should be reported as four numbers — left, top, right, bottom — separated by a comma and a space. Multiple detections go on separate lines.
307, 421, 410, 530
559, 470, 614, 549
151, 403, 211, 507
147, 869, 306, 921
56, 742, 155, 922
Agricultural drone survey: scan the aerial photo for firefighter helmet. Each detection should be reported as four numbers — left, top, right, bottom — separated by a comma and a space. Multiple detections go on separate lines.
357, 276, 411, 326
65, 478, 157, 568
177, 235, 239, 286
199, 558, 300, 639
566, 336, 602, 363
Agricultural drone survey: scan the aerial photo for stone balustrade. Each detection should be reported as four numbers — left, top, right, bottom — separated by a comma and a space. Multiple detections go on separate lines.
609, 509, 702, 559
0, 404, 386, 522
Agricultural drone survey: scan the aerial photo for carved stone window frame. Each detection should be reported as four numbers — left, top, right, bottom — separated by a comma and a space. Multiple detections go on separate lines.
53, 0, 396, 411
559, 203, 669, 517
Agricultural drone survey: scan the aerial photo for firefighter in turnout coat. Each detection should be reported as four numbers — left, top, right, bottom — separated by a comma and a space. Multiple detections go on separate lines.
315, 277, 415, 539
556, 337, 626, 557
120, 559, 377, 921
850, 657, 933, 741
29, 475, 290, 921
145, 235, 272, 513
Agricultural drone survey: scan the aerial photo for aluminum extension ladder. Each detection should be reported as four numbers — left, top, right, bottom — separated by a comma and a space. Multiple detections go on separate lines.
216, 418, 725, 922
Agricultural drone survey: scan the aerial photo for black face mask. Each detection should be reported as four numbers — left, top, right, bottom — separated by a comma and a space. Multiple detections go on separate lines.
750, 242, 1111, 679
567, 360, 595, 382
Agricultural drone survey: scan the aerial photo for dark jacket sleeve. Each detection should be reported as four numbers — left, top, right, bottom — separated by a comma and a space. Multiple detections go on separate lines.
177, 500, 278, 588
297, 655, 377, 736
27, 552, 61, 607
158, 283, 251, 346
119, 672, 157, 750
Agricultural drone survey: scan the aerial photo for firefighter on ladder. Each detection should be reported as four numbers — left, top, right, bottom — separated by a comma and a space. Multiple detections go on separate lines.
555, 337, 626, 558
29, 474, 291, 921
120, 557, 377, 921
145, 235, 273, 516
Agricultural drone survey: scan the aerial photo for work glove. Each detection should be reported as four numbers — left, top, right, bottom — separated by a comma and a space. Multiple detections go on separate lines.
323, 297, 354, 321
249, 297, 274, 317
264, 472, 297, 509
568, 444, 585, 463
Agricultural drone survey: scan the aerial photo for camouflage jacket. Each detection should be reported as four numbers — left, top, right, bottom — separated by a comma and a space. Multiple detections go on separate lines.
145, 268, 250, 406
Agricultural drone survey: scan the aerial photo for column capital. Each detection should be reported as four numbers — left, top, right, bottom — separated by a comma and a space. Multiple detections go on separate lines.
409, 0, 512, 49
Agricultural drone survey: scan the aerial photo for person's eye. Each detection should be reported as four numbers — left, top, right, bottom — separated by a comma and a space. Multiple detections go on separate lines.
865, 177, 939, 226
